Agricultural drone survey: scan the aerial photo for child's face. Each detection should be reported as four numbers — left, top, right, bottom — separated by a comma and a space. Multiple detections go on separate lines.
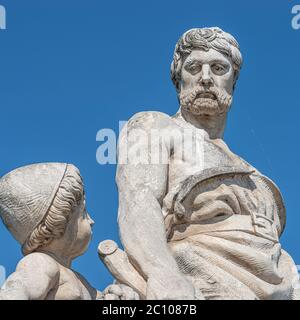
67, 193, 95, 258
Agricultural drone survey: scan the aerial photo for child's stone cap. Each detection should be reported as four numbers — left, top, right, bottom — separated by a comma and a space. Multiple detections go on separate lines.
0, 163, 67, 244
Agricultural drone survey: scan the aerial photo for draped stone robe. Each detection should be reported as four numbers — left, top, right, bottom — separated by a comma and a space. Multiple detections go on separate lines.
162, 129, 299, 300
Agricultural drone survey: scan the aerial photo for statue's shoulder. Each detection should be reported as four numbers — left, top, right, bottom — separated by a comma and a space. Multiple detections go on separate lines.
126, 111, 174, 132
16, 252, 60, 276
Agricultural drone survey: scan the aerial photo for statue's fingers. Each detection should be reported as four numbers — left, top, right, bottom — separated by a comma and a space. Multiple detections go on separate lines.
121, 286, 136, 300
103, 286, 111, 295
106, 284, 123, 296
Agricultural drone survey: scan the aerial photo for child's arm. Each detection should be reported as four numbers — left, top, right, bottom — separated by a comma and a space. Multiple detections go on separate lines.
0, 253, 59, 300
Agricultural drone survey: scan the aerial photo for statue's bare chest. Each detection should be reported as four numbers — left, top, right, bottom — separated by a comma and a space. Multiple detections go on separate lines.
168, 129, 249, 190
46, 267, 95, 300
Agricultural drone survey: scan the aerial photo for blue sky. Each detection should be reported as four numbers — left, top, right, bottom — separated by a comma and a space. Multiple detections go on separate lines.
0, 0, 299, 291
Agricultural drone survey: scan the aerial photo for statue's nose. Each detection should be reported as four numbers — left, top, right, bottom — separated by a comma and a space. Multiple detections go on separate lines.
200, 65, 214, 87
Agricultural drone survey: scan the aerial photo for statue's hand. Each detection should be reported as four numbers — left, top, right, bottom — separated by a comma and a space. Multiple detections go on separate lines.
102, 284, 140, 300
146, 271, 201, 300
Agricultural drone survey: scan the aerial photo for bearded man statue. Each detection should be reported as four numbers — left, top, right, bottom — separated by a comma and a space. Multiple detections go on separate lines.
100, 27, 300, 300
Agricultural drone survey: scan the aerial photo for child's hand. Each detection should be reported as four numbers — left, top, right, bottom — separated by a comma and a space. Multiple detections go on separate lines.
102, 284, 140, 300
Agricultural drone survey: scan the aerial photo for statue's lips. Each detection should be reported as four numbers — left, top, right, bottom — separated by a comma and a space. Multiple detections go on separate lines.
196, 92, 217, 100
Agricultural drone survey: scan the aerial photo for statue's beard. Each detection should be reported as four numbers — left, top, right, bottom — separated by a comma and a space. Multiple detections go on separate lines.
179, 86, 233, 116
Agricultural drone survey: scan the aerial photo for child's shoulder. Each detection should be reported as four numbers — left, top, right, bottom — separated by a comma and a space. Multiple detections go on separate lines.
16, 252, 60, 277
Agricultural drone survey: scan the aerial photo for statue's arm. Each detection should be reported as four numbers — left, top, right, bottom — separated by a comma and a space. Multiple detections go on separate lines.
116, 112, 196, 299
0, 253, 59, 300
117, 163, 179, 277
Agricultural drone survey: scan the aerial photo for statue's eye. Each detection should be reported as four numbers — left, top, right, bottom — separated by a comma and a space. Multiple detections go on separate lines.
185, 64, 201, 74
211, 64, 227, 74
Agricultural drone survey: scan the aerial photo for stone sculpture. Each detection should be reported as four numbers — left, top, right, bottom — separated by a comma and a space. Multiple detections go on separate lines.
0, 27, 298, 301
100, 27, 300, 300
0, 163, 138, 300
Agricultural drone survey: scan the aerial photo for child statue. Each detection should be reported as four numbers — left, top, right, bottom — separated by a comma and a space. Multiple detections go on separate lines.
0, 163, 138, 300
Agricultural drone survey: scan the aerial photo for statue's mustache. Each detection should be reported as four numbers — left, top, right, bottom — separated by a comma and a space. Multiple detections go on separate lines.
181, 86, 222, 102
179, 85, 233, 116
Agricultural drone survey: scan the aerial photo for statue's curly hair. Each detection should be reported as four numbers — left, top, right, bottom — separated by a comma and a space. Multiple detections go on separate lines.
22, 164, 84, 255
171, 27, 243, 93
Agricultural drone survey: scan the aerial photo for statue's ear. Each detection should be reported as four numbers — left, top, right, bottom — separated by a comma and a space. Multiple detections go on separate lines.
232, 70, 240, 92
171, 57, 182, 95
